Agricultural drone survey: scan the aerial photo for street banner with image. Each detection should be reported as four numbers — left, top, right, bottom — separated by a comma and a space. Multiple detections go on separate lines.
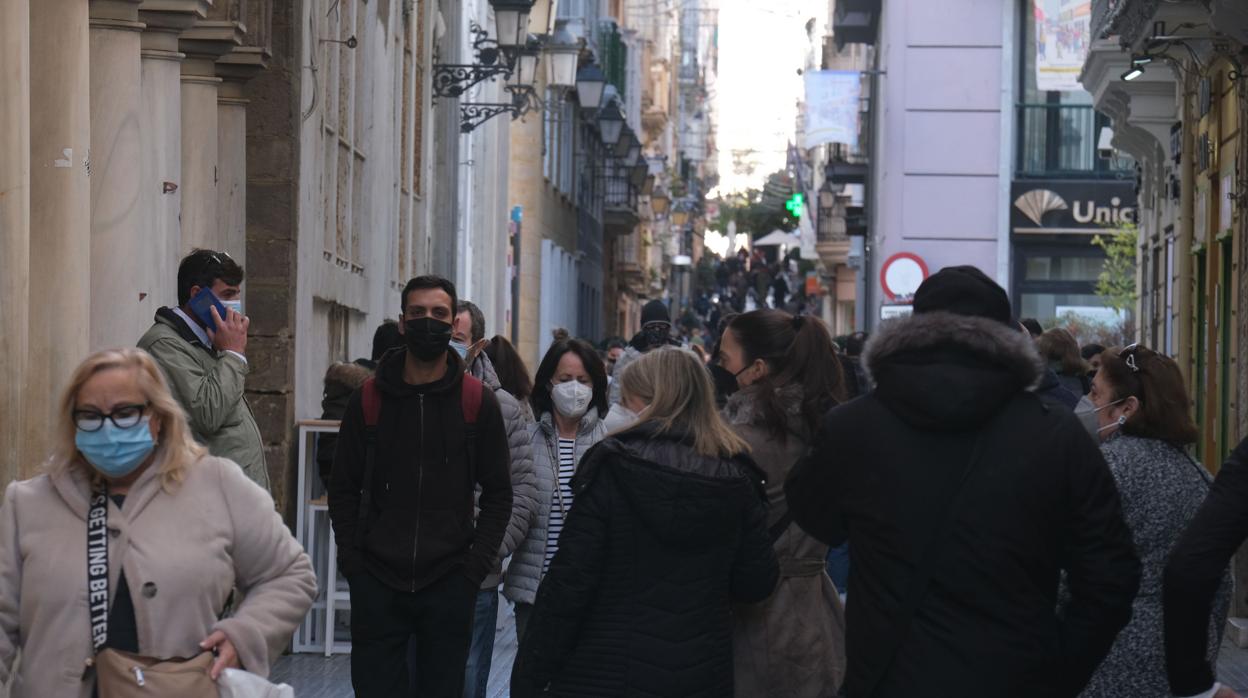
803, 70, 861, 150
1034, 0, 1092, 91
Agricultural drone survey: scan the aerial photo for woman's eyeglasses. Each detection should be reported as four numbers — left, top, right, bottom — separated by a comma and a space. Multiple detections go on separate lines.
73, 403, 150, 432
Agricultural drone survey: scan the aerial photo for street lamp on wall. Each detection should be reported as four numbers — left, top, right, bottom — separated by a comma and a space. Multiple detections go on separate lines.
491, 0, 534, 48
651, 189, 671, 216
545, 23, 580, 89
671, 204, 690, 228
597, 100, 625, 146
575, 63, 608, 110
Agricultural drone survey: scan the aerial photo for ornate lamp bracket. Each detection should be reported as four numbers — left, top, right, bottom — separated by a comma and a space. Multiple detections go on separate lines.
432, 22, 515, 99
459, 85, 546, 132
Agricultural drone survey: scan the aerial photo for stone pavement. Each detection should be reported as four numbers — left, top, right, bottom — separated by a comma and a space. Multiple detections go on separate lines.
271, 606, 1248, 697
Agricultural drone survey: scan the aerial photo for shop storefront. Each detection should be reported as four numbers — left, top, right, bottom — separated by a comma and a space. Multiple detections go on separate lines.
1010, 180, 1137, 331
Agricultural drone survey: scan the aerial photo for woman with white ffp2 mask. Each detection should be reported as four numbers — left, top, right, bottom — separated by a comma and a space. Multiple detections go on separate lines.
503, 339, 609, 641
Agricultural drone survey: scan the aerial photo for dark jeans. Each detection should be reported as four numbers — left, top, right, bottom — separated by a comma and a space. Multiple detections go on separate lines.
462, 588, 500, 698
348, 569, 477, 698
826, 542, 850, 594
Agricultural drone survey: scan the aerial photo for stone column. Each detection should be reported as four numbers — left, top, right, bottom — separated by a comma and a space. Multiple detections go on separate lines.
27, 0, 92, 473
179, 21, 240, 253
217, 78, 248, 265
138, 5, 200, 309
216, 49, 267, 269
1, 0, 31, 485
89, 1, 147, 351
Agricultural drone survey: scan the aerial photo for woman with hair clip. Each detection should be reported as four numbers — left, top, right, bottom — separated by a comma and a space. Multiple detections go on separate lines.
718, 309, 848, 697
1073, 344, 1229, 697
0, 348, 316, 698
510, 348, 779, 698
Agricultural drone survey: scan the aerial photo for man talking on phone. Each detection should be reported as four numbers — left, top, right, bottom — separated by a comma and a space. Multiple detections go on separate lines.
138, 249, 269, 490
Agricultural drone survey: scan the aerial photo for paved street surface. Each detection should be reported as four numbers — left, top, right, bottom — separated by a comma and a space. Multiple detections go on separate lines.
273, 601, 1248, 697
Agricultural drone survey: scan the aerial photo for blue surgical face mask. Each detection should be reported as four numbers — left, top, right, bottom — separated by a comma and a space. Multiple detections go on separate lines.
220, 299, 243, 317
75, 418, 156, 478
450, 340, 470, 359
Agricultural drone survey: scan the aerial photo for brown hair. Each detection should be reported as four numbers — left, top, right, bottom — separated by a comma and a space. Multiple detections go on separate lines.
48, 348, 205, 491
726, 310, 846, 439
484, 335, 533, 402
1037, 328, 1087, 377
1099, 345, 1198, 445
626, 347, 749, 458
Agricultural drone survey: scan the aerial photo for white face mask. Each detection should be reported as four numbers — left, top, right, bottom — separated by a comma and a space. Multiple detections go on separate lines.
220, 299, 243, 317
1074, 395, 1125, 440
552, 380, 593, 420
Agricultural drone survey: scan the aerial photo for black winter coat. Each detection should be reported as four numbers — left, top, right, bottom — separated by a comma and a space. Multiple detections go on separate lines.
328, 349, 513, 592
510, 423, 779, 698
785, 311, 1141, 698
1164, 436, 1248, 695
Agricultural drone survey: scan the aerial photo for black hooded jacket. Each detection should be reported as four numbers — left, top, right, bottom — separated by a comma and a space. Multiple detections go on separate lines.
328, 348, 512, 592
510, 423, 779, 698
785, 311, 1140, 698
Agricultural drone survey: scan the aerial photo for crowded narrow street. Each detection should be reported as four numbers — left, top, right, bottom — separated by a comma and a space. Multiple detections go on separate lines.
5, 0, 1248, 697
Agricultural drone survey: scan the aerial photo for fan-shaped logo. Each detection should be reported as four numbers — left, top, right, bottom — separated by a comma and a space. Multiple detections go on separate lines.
1014, 189, 1069, 226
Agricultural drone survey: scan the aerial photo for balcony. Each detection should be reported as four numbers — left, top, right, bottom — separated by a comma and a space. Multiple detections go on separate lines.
614, 234, 647, 295
603, 169, 640, 231
1016, 104, 1135, 179
833, 0, 881, 50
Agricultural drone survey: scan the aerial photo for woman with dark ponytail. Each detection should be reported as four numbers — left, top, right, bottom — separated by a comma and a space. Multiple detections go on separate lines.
718, 310, 847, 696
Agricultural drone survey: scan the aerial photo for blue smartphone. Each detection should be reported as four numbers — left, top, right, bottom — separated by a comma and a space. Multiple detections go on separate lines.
188, 287, 228, 331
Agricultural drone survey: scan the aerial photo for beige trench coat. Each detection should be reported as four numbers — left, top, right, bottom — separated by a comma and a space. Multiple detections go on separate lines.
0, 455, 317, 698
726, 386, 847, 698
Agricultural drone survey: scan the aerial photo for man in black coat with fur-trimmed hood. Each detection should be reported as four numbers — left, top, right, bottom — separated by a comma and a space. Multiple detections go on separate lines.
785, 265, 1140, 698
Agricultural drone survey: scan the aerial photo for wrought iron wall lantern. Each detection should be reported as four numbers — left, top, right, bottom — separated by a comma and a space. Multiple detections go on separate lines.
433, 22, 517, 99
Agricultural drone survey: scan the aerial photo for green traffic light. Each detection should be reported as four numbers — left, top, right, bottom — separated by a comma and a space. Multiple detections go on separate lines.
785, 193, 803, 219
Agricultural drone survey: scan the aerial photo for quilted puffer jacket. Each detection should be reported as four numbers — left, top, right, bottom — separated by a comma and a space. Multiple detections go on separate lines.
503, 409, 607, 605
510, 423, 780, 698
468, 352, 537, 590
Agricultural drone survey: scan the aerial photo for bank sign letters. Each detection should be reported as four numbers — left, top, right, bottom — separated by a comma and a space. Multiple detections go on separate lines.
1010, 181, 1137, 235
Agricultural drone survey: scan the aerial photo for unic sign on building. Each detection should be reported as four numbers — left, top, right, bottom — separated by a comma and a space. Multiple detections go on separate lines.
1009, 181, 1137, 234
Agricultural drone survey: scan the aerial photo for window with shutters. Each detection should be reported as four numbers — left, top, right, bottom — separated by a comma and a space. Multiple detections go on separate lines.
396, 0, 426, 286
319, 0, 369, 274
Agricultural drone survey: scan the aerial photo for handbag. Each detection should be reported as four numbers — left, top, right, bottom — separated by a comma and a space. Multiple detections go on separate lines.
86, 489, 219, 698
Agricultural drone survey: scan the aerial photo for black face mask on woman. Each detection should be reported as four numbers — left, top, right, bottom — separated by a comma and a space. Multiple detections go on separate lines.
404, 317, 453, 361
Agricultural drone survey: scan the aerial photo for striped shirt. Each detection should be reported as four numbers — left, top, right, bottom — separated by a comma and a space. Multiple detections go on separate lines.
544, 438, 577, 574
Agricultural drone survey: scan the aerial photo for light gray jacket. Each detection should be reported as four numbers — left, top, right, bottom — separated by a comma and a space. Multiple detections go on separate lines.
468, 353, 537, 590
502, 409, 607, 605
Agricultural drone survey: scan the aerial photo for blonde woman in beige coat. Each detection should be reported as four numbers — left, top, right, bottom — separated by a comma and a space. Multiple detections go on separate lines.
0, 348, 317, 698
719, 310, 848, 697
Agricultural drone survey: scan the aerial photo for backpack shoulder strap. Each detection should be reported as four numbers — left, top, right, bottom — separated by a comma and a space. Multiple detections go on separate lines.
361, 378, 381, 427
355, 378, 381, 548
461, 374, 483, 425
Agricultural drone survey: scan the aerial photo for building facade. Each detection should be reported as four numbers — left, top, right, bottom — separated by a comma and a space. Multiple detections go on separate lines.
1080, 0, 1248, 470
2, 0, 276, 490
830, 0, 1135, 335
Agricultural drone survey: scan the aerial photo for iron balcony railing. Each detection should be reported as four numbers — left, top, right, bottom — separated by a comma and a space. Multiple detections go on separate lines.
1017, 103, 1135, 179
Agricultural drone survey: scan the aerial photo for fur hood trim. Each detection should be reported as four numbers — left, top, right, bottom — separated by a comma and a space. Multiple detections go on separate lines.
863, 312, 1044, 391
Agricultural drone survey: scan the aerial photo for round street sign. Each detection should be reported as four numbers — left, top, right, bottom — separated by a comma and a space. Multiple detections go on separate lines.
880, 252, 929, 301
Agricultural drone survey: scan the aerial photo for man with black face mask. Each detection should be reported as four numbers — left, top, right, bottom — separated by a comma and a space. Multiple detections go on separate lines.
329, 275, 513, 698
607, 299, 682, 406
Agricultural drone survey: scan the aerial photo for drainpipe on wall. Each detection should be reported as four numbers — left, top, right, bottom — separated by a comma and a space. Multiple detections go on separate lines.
1177, 70, 1196, 386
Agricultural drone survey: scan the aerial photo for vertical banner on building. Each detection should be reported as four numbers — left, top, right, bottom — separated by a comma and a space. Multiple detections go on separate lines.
803, 70, 861, 150
509, 206, 521, 344
1034, 0, 1092, 91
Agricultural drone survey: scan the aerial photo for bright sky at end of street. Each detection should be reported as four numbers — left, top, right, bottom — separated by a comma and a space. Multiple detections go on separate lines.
715, 0, 828, 196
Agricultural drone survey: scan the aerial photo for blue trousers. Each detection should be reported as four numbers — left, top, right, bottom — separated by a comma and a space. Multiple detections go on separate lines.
462, 588, 499, 698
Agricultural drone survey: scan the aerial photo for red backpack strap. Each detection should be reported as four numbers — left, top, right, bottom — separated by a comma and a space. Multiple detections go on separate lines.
361, 378, 381, 427
461, 374, 483, 425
